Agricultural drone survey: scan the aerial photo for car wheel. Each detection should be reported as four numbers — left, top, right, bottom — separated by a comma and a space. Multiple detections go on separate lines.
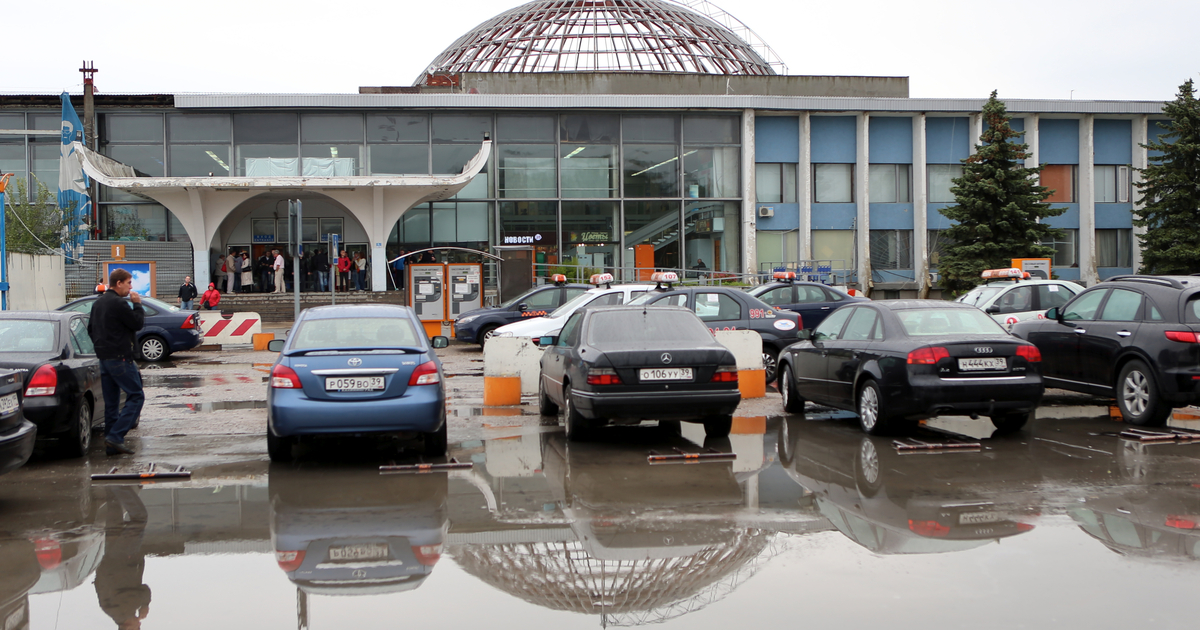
777, 418, 796, 467
780, 364, 805, 413
856, 379, 890, 435
1117, 360, 1171, 426
423, 419, 448, 457
990, 411, 1032, 433
478, 325, 499, 348
139, 335, 168, 362
703, 414, 733, 439
60, 398, 93, 458
538, 377, 559, 416
267, 428, 294, 463
563, 385, 592, 442
763, 348, 780, 384
854, 437, 883, 497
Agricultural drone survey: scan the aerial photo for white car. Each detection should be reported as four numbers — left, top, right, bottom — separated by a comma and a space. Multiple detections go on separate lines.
956, 269, 1083, 328
492, 278, 655, 341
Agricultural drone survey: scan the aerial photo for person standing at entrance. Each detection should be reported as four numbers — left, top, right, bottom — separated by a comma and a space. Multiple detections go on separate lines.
231, 251, 242, 293
258, 251, 273, 293
337, 251, 351, 291
87, 269, 145, 456
313, 248, 328, 291
225, 251, 236, 294
273, 249, 287, 293
177, 276, 197, 310
354, 252, 368, 290
241, 252, 254, 293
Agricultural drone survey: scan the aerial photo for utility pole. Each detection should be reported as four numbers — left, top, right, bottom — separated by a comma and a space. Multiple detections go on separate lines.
80, 61, 99, 239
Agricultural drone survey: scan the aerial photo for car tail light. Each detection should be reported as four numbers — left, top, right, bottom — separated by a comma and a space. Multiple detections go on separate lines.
711, 365, 739, 382
412, 544, 442, 566
270, 364, 302, 389
275, 550, 305, 572
586, 368, 622, 386
907, 346, 950, 365
25, 364, 57, 396
409, 361, 440, 386
1165, 331, 1199, 343
1015, 345, 1042, 362
32, 538, 62, 569
908, 519, 950, 537
1015, 522, 1036, 532
181, 314, 198, 329
1165, 515, 1200, 529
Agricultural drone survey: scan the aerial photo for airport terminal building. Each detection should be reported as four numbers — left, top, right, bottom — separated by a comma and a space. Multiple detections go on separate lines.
0, 0, 1170, 298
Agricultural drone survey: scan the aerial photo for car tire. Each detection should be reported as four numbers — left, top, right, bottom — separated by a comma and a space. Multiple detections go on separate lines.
856, 379, 890, 435
423, 419, 448, 457
267, 428, 294, 463
777, 418, 797, 467
138, 335, 168, 362
703, 414, 733, 439
990, 411, 1032, 433
763, 348, 780, 384
60, 398, 93, 458
1117, 360, 1171, 426
538, 377, 559, 416
780, 364, 805, 413
854, 437, 884, 497
478, 325, 499, 348
563, 385, 592, 442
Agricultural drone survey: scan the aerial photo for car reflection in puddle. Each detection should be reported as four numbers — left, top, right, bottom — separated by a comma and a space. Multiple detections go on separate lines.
167, 400, 268, 413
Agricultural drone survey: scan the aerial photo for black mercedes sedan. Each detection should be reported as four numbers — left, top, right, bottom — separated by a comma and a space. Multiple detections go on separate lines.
537, 305, 741, 441
0, 312, 103, 457
777, 301, 1044, 434
0, 369, 34, 476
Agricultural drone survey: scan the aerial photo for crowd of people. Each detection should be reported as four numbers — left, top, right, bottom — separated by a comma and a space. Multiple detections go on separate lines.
202, 247, 446, 296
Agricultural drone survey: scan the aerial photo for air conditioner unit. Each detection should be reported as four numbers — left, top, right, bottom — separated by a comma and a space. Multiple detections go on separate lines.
757, 206, 774, 218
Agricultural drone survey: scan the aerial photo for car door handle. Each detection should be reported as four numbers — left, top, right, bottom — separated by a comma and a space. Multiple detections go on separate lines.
821, 306, 831, 310
1117, 330, 1132, 337
1074, 328, 1087, 334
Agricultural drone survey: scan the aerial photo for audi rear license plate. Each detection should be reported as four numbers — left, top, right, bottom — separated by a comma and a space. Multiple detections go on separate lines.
328, 543, 389, 562
325, 376, 386, 392
958, 357, 1007, 371
640, 368, 693, 382
0, 393, 16, 416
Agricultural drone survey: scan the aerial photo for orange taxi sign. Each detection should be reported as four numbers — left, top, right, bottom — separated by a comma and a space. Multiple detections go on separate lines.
650, 271, 678, 284
981, 268, 1028, 280
550, 273, 568, 284
772, 271, 796, 282
589, 273, 615, 286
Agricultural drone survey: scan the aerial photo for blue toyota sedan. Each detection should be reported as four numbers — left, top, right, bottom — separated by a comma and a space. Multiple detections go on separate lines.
266, 305, 450, 462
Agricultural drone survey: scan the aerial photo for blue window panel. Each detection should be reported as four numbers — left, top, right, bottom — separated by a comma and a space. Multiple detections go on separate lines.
755, 203, 800, 230
868, 117, 912, 164
982, 116, 1025, 134
1039, 119, 1079, 164
1093, 119, 1132, 165
811, 204, 856, 229
868, 204, 914, 229
927, 203, 957, 230
810, 116, 856, 163
755, 117, 799, 163
1043, 204, 1079, 228
925, 117, 970, 164
1148, 119, 1172, 160
873, 269, 915, 282
1096, 203, 1134, 229
1054, 267, 1081, 281
1099, 267, 1134, 280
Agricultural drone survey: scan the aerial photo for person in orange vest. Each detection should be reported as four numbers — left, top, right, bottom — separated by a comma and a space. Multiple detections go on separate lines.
95, 281, 108, 294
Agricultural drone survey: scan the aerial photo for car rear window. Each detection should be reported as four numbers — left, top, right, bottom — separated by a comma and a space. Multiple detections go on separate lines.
291, 317, 421, 349
897, 308, 1008, 336
1186, 298, 1200, 324
0, 320, 57, 352
586, 310, 712, 345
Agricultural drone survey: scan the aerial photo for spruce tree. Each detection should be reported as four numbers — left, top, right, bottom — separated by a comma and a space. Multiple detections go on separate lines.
938, 91, 1065, 294
1134, 79, 1200, 275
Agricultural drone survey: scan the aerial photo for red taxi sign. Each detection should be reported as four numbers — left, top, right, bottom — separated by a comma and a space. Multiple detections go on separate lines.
550, 273, 568, 284
650, 272, 678, 284
981, 268, 1028, 280
772, 271, 796, 282
589, 273, 615, 286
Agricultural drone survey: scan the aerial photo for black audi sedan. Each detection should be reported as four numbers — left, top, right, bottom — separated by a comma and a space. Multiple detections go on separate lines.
1010, 275, 1200, 426
0, 312, 103, 458
454, 276, 591, 346
777, 301, 1045, 434
745, 272, 868, 332
537, 305, 741, 441
57, 294, 202, 361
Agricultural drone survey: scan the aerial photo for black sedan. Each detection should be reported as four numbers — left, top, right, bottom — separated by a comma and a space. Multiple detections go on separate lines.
454, 276, 591, 346
57, 294, 203, 361
628, 284, 802, 383
745, 272, 867, 331
537, 305, 741, 441
777, 301, 1045, 434
0, 313, 102, 457
0, 368, 34, 476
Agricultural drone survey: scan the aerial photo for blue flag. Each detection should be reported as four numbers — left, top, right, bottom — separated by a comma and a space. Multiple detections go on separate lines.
59, 93, 91, 259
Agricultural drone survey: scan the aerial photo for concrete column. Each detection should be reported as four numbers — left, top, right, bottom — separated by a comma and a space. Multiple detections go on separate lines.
742, 109, 757, 278
913, 114, 929, 297
371, 187, 387, 291
856, 113, 870, 294
1079, 115, 1097, 286
970, 112, 984, 152
798, 112, 812, 261
1026, 114, 1040, 169
186, 188, 210, 289
1131, 115, 1148, 273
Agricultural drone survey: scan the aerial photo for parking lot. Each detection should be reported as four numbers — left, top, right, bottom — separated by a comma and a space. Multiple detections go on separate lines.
2, 341, 1198, 629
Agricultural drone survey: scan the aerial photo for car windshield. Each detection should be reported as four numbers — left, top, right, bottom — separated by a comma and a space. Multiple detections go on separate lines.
957, 286, 1004, 307
0, 320, 57, 352
290, 317, 422, 350
586, 309, 712, 345
896, 308, 1008, 336
548, 291, 599, 318
498, 287, 539, 309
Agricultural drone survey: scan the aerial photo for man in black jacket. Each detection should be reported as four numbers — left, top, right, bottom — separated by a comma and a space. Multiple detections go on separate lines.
177, 276, 197, 310
87, 269, 146, 456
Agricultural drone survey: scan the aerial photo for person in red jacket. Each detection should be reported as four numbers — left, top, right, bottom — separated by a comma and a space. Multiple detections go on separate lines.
337, 251, 352, 291
200, 283, 221, 310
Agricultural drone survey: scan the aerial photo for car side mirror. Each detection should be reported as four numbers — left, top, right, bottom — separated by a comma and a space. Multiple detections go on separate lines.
1044, 307, 1060, 321
539, 335, 557, 347
796, 329, 811, 340
518, 303, 529, 311
431, 336, 449, 349
985, 304, 1001, 314
267, 339, 285, 352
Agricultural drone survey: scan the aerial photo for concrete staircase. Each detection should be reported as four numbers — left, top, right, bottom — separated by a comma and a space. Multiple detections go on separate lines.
215, 291, 408, 323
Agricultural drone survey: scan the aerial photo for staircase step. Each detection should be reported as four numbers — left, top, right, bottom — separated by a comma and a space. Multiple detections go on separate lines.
212, 291, 409, 322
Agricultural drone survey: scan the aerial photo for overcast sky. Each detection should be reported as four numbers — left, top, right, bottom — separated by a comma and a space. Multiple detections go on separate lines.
5, 0, 1196, 102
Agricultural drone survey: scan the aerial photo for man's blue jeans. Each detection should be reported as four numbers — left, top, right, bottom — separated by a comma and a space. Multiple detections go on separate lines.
181, 300, 193, 310
100, 359, 144, 445
316, 270, 328, 292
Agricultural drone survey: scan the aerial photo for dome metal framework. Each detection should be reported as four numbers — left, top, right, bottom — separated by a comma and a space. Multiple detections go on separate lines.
417, 0, 787, 84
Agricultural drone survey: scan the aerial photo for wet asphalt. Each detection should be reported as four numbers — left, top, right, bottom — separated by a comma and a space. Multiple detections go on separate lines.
1, 340, 1199, 629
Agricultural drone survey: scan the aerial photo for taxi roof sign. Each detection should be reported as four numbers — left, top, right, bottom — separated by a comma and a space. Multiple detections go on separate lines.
589, 273, 614, 287
650, 271, 678, 284
772, 271, 796, 282
981, 268, 1030, 281
550, 273, 568, 285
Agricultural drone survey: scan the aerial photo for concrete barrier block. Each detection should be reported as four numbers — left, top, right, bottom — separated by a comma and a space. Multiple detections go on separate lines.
483, 337, 545, 402
715, 330, 765, 398
200, 312, 262, 345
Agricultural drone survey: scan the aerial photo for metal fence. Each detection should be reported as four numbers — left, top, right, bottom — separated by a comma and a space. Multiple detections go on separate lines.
64, 241, 195, 300
757, 260, 853, 287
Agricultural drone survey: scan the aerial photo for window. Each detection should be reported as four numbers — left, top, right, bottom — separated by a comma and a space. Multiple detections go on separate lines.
70, 318, 95, 355
928, 229, 953, 268
996, 286, 1034, 314
1062, 289, 1107, 321
498, 144, 556, 198
1100, 289, 1142, 321
813, 164, 853, 203
813, 307, 853, 341
868, 164, 911, 203
758, 286, 793, 306
523, 288, 560, 310
694, 292, 741, 322
756, 163, 797, 203
869, 230, 913, 269
1041, 229, 1078, 267
557, 313, 583, 347
842, 308, 879, 341
1094, 165, 1131, 203
1096, 229, 1132, 268
927, 164, 962, 203
1037, 284, 1074, 310
812, 230, 855, 273
1041, 165, 1076, 203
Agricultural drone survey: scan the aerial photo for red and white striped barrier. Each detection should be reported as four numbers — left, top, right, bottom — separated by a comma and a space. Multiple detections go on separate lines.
198, 312, 262, 345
